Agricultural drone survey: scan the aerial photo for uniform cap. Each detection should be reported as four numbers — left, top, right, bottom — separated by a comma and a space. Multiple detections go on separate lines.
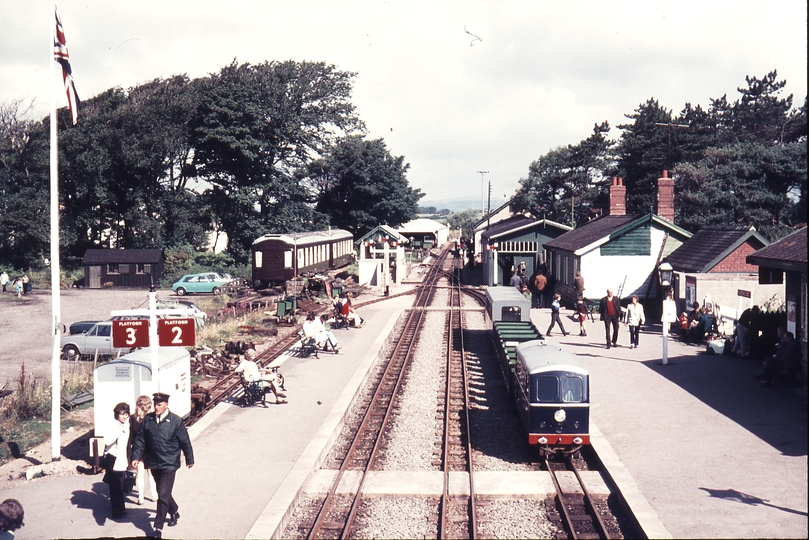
152, 392, 170, 403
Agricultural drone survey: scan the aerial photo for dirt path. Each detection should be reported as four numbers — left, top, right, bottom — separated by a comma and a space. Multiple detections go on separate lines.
0, 288, 173, 385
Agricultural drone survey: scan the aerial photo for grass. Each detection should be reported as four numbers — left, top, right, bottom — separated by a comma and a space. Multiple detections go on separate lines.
0, 362, 95, 466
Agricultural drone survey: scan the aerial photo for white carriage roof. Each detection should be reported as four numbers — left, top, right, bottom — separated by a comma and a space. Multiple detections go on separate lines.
516, 341, 586, 374
253, 228, 352, 246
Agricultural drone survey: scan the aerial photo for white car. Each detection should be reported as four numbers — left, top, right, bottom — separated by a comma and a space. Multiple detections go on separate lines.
60, 321, 131, 360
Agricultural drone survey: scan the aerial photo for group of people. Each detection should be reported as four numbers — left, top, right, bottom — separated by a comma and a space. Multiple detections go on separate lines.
598, 290, 646, 349
754, 326, 803, 388
103, 392, 194, 538
0, 271, 30, 297
333, 294, 364, 328
302, 312, 342, 353
679, 301, 719, 343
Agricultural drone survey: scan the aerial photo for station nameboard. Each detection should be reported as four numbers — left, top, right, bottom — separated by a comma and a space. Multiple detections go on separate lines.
158, 318, 196, 347
112, 319, 150, 348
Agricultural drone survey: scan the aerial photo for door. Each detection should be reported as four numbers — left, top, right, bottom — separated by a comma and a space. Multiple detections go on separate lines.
88, 266, 101, 288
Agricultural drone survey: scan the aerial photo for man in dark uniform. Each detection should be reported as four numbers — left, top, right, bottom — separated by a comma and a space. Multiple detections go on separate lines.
599, 288, 622, 349
131, 392, 194, 539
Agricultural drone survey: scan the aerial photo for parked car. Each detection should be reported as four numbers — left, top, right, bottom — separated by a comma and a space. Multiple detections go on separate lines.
61, 321, 131, 360
69, 320, 99, 335
171, 273, 227, 296
156, 300, 206, 328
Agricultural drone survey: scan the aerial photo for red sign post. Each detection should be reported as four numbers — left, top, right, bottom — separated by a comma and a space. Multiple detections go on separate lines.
158, 318, 196, 347
112, 319, 150, 348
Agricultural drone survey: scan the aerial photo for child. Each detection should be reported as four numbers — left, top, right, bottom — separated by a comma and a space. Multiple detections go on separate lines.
576, 297, 588, 336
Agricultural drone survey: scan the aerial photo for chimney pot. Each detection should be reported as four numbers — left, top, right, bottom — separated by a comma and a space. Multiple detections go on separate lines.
662, 170, 668, 179
609, 176, 627, 216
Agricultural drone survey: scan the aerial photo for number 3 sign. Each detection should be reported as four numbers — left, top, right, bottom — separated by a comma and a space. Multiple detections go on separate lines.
158, 318, 196, 347
112, 319, 150, 348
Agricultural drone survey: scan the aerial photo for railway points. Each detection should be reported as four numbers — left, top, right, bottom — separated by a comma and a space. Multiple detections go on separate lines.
1, 253, 805, 539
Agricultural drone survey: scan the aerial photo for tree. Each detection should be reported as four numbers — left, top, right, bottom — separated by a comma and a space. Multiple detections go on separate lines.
513, 122, 614, 225
190, 60, 363, 262
0, 100, 49, 268
312, 136, 422, 237
674, 141, 806, 239
446, 209, 479, 239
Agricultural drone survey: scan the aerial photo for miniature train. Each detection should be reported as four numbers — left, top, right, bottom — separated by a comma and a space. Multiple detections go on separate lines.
485, 286, 590, 457
251, 229, 354, 289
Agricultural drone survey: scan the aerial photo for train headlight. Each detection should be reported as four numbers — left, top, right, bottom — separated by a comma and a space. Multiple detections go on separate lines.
554, 409, 566, 423
573, 437, 583, 444
538, 437, 548, 444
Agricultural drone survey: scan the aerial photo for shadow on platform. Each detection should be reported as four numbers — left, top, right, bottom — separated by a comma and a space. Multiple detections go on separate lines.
640, 350, 807, 457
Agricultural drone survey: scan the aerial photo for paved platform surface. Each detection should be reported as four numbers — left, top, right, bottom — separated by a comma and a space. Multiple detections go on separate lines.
2, 279, 806, 539
531, 306, 808, 539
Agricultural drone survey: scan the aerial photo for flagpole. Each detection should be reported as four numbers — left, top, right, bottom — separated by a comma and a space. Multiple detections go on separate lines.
50, 0, 62, 462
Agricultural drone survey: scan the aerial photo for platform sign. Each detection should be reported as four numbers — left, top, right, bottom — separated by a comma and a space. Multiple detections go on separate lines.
112, 319, 150, 348
158, 318, 196, 347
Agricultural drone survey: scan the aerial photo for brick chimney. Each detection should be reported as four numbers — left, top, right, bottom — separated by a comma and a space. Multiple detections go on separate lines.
657, 170, 675, 222
609, 176, 626, 216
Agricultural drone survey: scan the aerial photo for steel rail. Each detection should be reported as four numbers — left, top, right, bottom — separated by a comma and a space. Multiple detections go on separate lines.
306, 245, 452, 539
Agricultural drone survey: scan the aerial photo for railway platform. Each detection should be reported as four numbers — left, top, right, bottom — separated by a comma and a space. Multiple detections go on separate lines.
0, 291, 414, 539
531, 307, 808, 539
2, 268, 805, 539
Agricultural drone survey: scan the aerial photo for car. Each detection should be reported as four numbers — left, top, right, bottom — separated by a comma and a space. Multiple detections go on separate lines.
60, 321, 131, 360
171, 273, 227, 296
69, 320, 100, 335
156, 300, 206, 328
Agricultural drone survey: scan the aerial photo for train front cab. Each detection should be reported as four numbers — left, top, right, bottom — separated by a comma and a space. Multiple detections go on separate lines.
514, 340, 590, 457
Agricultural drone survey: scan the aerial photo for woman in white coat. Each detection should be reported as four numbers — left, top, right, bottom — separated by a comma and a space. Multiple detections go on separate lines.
624, 295, 646, 349
103, 402, 131, 518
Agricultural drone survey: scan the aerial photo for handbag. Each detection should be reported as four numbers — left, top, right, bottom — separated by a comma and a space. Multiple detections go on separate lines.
124, 470, 137, 492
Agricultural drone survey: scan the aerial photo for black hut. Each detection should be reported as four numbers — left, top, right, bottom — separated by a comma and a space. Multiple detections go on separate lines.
81, 249, 165, 288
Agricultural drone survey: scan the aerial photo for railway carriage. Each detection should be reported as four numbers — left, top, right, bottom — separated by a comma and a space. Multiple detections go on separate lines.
252, 229, 354, 289
485, 287, 542, 395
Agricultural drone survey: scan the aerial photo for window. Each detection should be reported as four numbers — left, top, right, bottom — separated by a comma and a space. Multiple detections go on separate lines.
255, 252, 263, 268
107, 263, 119, 274
135, 263, 151, 274
561, 376, 584, 402
535, 376, 558, 403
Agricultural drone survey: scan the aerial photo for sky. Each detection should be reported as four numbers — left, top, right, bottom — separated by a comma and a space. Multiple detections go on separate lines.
1, 0, 807, 211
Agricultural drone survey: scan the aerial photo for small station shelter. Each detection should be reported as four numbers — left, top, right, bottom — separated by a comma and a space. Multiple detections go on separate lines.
397, 218, 449, 252
356, 225, 407, 286
479, 216, 571, 287
82, 248, 165, 288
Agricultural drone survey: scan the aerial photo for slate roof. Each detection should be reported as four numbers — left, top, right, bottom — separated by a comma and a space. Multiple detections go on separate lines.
356, 224, 407, 245
543, 214, 637, 252
666, 226, 768, 273
747, 227, 807, 272
82, 249, 165, 265
479, 216, 572, 240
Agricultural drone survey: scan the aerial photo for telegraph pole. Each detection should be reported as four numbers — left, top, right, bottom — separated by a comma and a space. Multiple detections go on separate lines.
477, 170, 489, 214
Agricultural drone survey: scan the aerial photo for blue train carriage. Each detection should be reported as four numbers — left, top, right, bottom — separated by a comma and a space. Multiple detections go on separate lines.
252, 229, 354, 289
514, 340, 590, 457
485, 287, 543, 393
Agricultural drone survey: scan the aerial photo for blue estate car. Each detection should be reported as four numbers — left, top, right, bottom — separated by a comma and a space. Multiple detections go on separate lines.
171, 273, 231, 296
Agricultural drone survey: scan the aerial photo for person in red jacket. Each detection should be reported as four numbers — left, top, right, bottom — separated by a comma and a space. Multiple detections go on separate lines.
599, 289, 622, 349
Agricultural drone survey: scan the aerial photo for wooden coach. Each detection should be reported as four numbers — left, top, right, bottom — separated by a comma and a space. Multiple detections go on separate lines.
251, 229, 354, 289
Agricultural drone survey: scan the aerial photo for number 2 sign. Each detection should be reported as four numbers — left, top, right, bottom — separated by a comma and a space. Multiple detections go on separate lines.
112, 319, 150, 348
158, 318, 196, 347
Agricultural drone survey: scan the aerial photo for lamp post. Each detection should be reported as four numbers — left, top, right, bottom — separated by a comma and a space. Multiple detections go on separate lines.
658, 262, 675, 365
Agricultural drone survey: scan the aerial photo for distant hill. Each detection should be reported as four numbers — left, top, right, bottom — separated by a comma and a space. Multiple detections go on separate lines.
419, 197, 485, 213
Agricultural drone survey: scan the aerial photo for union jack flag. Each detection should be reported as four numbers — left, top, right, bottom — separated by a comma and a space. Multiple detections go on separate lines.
54, 4, 79, 125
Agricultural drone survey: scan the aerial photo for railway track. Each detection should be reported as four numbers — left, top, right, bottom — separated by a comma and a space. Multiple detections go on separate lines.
544, 453, 620, 540
304, 248, 451, 539
438, 260, 479, 539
